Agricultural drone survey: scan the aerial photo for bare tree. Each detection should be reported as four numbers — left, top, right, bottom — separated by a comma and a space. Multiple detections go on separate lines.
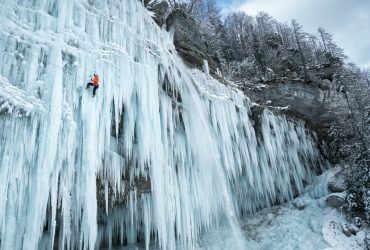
292, 19, 308, 81
167, 0, 202, 14
318, 27, 345, 62
318, 27, 330, 53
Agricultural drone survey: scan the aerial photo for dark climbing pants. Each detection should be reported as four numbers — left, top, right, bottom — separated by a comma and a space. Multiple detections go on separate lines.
86, 82, 99, 96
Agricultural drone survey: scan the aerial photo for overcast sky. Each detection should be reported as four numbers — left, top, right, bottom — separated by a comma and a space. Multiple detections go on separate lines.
217, 0, 370, 68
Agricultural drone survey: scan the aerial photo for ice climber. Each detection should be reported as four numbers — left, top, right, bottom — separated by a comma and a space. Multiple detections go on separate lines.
86, 73, 100, 97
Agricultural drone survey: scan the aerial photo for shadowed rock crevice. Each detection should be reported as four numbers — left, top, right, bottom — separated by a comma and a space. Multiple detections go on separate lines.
96, 174, 151, 210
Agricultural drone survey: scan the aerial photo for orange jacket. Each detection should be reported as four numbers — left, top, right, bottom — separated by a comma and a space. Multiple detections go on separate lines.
92, 75, 100, 86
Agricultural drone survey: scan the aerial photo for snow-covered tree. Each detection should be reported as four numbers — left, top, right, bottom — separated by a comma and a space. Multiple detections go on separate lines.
291, 19, 309, 81
317, 27, 346, 64
328, 63, 370, 224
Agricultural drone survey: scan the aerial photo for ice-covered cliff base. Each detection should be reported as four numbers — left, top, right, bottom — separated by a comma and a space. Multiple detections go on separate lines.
0, 0, 329, 249
199, 168, 367, 250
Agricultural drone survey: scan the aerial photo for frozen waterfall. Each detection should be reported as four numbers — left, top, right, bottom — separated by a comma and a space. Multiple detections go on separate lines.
0, 0, 326, 249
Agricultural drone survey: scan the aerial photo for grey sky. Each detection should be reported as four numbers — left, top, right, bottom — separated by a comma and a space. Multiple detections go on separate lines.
221, 0, 370, 68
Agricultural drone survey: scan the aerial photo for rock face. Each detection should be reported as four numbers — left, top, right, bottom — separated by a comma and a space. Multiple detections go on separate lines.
243, 78, 350, 160
142, 2, 221, 74
341, 223, 360, 237
166, 10, 221, 74
328, 167, 346, 193
293, 199, 307, 210
96, 175, 151, 209
326, 192, 346, 208
145, 0, 170, 27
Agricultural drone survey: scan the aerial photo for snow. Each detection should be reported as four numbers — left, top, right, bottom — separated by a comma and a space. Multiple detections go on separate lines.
198, 170, 366, 250
326, 191, 347, 200
267, 104, 290, 111
322, 210, 366, 249
0, 0, 331, 249
0, 74, 44, 116
241, 172, 332, 249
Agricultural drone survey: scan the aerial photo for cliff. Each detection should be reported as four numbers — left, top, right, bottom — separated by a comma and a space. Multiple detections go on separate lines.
243, 78, 349, 153
144, 4, 350, 159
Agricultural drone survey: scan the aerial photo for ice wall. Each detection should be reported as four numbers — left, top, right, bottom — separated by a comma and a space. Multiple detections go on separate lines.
0, 0, 325, 249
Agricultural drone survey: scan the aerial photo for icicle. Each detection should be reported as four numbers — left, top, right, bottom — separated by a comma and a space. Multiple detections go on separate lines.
202, 60, 210, 75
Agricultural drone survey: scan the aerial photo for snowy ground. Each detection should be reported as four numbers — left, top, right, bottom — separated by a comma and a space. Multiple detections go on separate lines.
197, 170, 367, 250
